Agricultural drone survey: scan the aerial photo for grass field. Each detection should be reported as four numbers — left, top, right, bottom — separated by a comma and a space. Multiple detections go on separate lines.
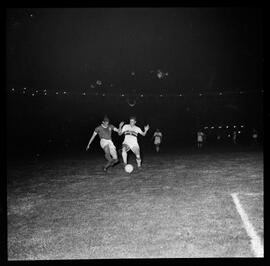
7, 146, 263, 259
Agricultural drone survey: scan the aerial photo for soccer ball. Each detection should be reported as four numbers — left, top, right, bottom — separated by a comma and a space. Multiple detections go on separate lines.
124, 164, 134, 173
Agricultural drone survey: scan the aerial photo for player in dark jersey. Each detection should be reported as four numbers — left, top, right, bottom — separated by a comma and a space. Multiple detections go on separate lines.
86, 116, 124, 171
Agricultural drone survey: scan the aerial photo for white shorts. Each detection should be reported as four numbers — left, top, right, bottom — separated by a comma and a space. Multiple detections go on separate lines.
154, 138, 161, 145
122, 140, 140, 152
100, 139, 117, 159
197, 137, 203, 142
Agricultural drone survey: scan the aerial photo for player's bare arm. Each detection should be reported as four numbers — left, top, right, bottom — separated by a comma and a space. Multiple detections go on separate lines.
141, 124, 150, 136
118, 121, 125, 135
86, 131, 97, 150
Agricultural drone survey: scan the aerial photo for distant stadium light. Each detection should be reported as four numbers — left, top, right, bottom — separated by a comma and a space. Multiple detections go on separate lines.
179, 94, 182, 96
241, 125, 244, 128
199, 93, 203, 96
204, 126, 208, 129
121, 93, 125, 97
44, 89, 46, 92
32, 93, 35, 96
140, 94, 144, 97
234, 126, 236, 128
56, 92, 59, 95
12, 88, 15, 91
219, 92, 222, 95
238, 131, 241, 133
82, 92, 86, 95
218, 126, 222, 129
102, 93, 106, 96
211, 126, 214, 129
23, 88, 26, 90
228, 134, 231, 137
239, 91, 243, 94
23, 91, 25, 94
63, 91, 67, 94
226, 126, 229, 128
44, 93, 47, 95
160, 94, 163, 97
36, 90, 38, 93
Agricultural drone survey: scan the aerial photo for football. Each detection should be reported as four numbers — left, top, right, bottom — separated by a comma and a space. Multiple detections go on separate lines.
124, 164, 134, 173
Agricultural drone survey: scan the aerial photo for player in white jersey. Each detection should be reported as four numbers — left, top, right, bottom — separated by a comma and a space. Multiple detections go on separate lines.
197, 130, 204, 148
118, 116, 149, 168
152, 129, 162, 152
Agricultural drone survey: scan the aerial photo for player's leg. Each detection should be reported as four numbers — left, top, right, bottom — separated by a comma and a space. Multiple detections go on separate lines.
156, 144, 160, 152
121, 144, 130, 165
103, 145, 113, 171
108, 141, 119, 166
131, 146, 142, 167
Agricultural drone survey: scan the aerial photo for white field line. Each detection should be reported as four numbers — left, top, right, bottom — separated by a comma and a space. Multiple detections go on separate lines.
238, 192, 263, 196
231, 193, 264, 257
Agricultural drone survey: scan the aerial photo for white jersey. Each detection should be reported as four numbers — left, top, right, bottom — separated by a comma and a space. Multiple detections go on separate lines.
121, 124, 143, 147
197, 132, 204, 142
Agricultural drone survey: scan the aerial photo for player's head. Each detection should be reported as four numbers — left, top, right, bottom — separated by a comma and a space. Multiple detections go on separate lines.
156, 128, 160, 132
129, 116, 136, 126
102, 116, 110, 127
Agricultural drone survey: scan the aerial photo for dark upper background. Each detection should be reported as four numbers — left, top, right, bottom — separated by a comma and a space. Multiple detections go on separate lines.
6, 7, 263, 156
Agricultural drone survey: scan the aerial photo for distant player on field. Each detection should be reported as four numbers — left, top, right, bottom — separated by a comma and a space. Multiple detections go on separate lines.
118, 116, 149, 168
152, 128, 162, 152
252, 128, 258, 144
197, 130, 204, 148
86, 116, 123, 171
232, 131, 237, 144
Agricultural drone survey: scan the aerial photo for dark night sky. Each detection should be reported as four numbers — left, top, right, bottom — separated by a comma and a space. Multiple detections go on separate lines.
6, 7, 264, 155
7, 7, 263, 92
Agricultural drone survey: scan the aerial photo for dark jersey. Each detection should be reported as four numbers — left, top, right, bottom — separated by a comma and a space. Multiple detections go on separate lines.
94, 124, 116, 140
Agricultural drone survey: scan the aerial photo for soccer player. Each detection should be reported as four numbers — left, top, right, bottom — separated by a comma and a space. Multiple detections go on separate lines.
118, 116, 149, 168
197, 130, 204, 148
232, 131, 237, 144
86, 116, 124, 171
252, 128, 258, 144
152, 129, 162, 152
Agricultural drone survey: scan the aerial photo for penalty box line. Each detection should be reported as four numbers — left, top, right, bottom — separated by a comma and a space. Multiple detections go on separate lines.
231, 193, 263, 258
